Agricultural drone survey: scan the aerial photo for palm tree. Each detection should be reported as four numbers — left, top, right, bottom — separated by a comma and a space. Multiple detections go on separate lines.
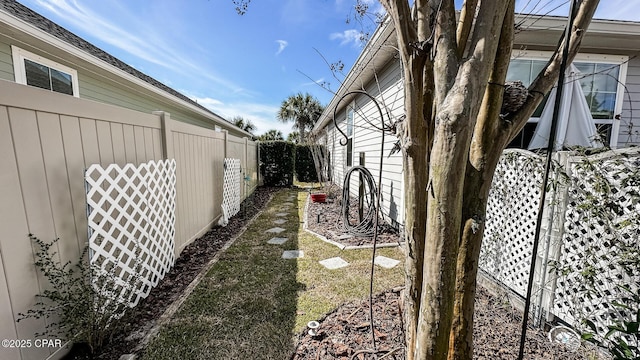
231, 116, 256, 135
287, 131, 300, 144
276, 93, 324, 143
258, 129, 284, 141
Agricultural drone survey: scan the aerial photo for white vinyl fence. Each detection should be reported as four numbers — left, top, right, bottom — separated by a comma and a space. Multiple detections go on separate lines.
85, 159, 176, 308
480, 148, 640, 334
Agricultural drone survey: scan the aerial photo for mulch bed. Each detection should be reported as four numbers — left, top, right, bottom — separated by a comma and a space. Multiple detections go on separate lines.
302, 186, 594, 359
87, 186, 280, 360
291, 287, 590, 360
305, 188, 402, 247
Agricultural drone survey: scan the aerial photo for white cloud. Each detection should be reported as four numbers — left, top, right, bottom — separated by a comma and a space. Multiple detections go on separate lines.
34, 0, 245, 93
330, 29, 364, 47
275, 40, 288, 55
593, 1, 640, 21
187, 93, 292, 136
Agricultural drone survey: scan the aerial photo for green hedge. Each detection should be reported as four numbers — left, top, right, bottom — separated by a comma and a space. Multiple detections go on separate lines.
259, 141, 295, 186
294, 144, 318, 183
259, 142, 326, 185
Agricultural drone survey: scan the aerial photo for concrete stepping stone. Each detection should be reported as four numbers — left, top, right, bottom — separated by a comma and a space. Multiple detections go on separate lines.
267, 237, 288, 245
319, 257, 349, 270
282, 250, 304, 259
275, 212, 288, 217
374, 256, 400, 269
265, 227, 286, 234
273, 219, 287, 225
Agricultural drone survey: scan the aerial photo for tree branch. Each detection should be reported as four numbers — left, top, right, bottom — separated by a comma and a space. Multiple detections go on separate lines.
456, 0, 478, 58
433, 0, 459, 102
507, 0, 600, 140
379, 0, 418, 61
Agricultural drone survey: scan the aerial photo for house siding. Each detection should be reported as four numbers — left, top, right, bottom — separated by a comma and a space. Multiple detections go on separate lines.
0, 37, 243, 137
0, 41, 13, 81
322, 60, 406, 230
620, 56, 640, 146
318, 27, 640, 231
78, 72, 222, 131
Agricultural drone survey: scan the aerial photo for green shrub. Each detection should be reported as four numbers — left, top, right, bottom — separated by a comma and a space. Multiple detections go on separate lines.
259, 141, 295, 186
18, 235, 138, 355
294, 144, 320, 183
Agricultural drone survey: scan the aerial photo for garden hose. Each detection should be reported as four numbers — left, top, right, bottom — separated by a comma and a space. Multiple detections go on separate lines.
341, 166, 378, 237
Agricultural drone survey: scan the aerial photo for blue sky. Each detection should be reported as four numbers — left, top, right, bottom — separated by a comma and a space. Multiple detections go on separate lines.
16, 0, 640, 136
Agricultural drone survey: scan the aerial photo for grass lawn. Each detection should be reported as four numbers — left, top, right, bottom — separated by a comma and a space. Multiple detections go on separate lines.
140, 188, 404, 360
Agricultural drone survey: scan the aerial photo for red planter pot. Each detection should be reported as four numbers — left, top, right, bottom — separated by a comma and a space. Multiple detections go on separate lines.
310, 193, 326, 203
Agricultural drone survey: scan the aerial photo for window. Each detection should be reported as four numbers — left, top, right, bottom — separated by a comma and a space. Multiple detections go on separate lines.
506, 52, 627, 148
12, 46, 79, 97
346, 106, 354, 167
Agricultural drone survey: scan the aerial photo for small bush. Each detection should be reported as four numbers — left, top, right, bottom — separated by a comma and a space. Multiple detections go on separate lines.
18, 235, 138, 355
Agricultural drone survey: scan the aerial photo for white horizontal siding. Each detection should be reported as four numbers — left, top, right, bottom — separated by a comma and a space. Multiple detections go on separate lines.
341, 61, 405, 229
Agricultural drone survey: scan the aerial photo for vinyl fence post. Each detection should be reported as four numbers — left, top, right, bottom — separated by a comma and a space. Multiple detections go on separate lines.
257, 141, 262, 187
223, 130, 229, 160
154, 111, 173, 160
538, 151, 572, 324
243, 137, 248, 200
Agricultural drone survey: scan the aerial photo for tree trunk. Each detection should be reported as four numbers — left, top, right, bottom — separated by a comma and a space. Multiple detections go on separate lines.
447, 3, 514, 358
446, 2, 599, 359
377, 1, 599, 359
378, 2, 430, 359
400, 43, 429, 360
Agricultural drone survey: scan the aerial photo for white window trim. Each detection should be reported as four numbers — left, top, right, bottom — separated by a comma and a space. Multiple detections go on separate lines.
510, 51, 628, 148
11, 45, 80, 97
511, 50, 629, 149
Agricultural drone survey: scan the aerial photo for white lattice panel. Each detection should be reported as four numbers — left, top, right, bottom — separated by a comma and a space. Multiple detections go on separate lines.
219, 158, 241, 226
553, 152, 640, 334
480, 150, 545, 297
86, 159, 176, 309
480, 148, 640, 339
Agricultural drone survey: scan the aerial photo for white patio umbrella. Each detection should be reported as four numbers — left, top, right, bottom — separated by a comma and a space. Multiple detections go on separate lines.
528, 64, 603, 151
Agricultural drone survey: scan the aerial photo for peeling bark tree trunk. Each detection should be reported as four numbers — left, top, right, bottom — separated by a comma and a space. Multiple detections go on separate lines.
377, 0, 600, 359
